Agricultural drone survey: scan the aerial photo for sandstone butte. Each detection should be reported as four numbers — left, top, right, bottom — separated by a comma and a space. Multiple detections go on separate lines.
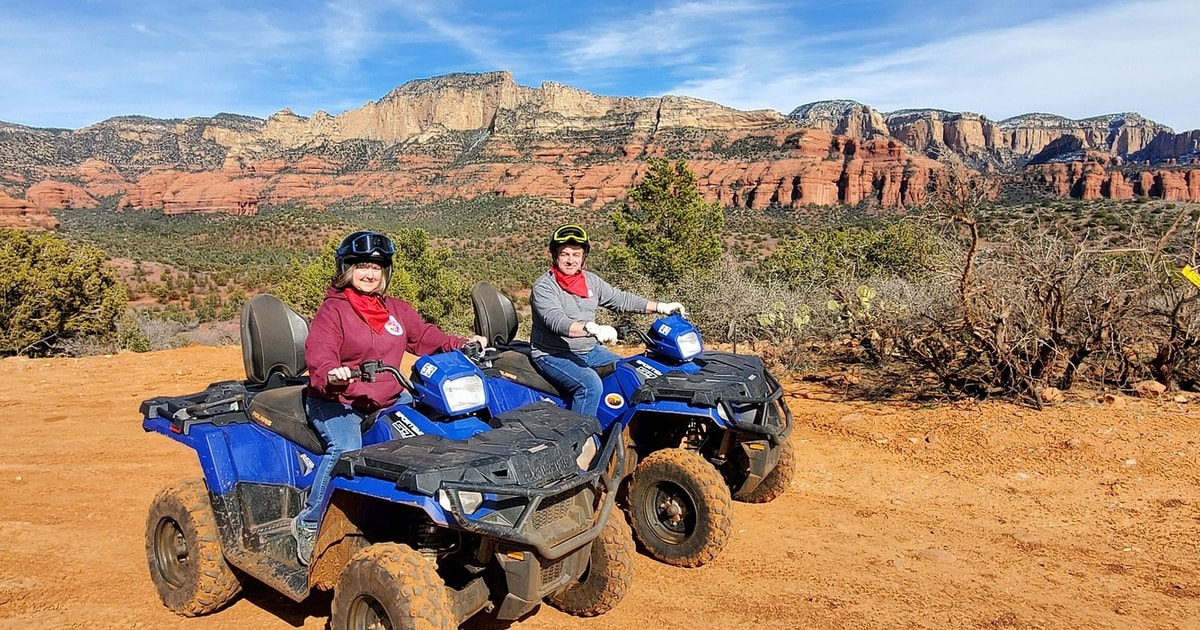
2, 71, 1199, 229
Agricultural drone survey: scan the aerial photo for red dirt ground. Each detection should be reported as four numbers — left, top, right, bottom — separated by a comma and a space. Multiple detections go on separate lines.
1, 346, 1197, 629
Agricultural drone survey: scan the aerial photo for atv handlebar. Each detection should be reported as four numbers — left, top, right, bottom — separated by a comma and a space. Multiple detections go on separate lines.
347, 360, 403, 383
616, 324, 652, 346
333, 360, 416, 393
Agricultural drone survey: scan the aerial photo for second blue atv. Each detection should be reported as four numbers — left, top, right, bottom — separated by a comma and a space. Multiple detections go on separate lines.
141, 294, 631, 628
469, 282, 795, 567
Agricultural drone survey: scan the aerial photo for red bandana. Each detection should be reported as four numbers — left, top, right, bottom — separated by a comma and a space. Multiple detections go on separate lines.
551, 267, 589, 298
343, 288, 390, 334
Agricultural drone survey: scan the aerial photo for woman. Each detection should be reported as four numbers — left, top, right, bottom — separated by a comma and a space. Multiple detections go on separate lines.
292, 230, 485, 565
529, 224, 686, 417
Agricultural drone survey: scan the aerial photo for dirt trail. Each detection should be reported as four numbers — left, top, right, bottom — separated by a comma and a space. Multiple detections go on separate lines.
1, 346, 1197, 629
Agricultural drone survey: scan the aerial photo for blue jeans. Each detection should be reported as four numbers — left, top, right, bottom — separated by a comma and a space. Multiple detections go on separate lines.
297, 396, 363, 527
533, 345, 620, 417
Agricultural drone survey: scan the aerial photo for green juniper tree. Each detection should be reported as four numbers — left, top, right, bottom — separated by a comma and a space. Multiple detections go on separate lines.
609, 159, 724, 289
0, 229, 127, 356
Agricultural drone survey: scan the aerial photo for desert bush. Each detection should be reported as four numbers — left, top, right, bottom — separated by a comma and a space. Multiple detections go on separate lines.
865, 165, 1179, 405
0, 229, 128, 357
668, 257, 823, 371
760, 220, 942, 289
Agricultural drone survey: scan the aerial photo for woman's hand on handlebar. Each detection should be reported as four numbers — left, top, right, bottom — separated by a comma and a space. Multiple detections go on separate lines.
327, 366, 354, 383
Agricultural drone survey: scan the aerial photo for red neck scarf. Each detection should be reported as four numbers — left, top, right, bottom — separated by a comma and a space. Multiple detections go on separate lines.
551, 267, 589, 298
343, 288, 390, 334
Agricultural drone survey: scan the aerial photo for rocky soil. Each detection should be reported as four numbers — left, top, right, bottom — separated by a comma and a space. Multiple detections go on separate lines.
0, 345, 1197, 629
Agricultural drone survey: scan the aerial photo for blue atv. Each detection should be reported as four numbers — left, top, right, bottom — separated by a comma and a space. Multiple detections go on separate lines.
469, 282, 795, 567
141, 294, 632, 628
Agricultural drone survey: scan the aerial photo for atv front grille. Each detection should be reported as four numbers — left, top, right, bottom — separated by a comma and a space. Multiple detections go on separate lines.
532, 489, 575, 530
539, 555, 566, 587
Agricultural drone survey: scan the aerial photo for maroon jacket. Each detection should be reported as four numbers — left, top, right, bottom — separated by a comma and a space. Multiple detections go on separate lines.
305, 287, 467, 412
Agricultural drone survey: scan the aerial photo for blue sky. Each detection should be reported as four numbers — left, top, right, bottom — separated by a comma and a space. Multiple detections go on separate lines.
2, 0, 1198, 131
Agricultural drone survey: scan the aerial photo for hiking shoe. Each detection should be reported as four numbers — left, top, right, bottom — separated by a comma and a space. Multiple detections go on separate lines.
291, 515, 316, 565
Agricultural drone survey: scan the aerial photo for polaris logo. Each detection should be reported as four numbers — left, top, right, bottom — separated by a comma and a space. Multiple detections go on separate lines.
297, 452, 314, 476
528, 452, 573, 480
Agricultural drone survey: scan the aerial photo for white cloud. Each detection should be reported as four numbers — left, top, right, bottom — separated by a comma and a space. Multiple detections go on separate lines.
556, 0, 780, 70
673, 0, 1200, 130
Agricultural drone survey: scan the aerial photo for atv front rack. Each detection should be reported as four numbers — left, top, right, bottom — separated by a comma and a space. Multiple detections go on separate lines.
630, 351, 793, 442
336, 401, 624, 559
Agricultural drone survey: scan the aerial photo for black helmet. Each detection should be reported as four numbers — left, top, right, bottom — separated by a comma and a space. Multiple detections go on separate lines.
335, 231, 395, 276
548, 224, 590, 256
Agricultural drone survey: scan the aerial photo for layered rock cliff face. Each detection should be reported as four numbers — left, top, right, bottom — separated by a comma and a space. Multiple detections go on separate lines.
0, 72, 944, 224
789, 101, 1200, 203
3, 72, 1199, 228
788, 101, 1194, 168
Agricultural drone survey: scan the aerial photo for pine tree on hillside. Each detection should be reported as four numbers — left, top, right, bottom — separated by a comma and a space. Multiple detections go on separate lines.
609, 159, 724, 289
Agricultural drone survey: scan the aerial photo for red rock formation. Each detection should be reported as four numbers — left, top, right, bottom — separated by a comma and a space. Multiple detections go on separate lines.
0, 192, 59, 230
1105, 171, 1134, 199
9, 73, 1200, 225
1025, 163, 1200, 202
25, 181, 98, 210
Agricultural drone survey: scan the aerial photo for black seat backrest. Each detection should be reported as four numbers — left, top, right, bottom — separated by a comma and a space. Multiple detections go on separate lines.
471, 281, 519, 347
240, 294, 309, 385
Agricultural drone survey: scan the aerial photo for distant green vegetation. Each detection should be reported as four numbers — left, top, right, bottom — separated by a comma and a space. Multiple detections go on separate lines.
43, 181, 1200, 405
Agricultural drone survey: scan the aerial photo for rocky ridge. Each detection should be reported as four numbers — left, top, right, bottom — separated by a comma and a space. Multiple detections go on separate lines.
3, 71, 1200, 227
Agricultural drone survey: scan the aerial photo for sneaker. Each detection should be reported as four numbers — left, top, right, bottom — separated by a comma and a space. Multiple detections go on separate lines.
291, 515, 316, 565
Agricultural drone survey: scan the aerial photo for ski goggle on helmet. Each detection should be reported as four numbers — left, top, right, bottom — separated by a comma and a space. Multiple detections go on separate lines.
336, 231, 395, 276
337, 231, 395, 258
549, 224, 590, 255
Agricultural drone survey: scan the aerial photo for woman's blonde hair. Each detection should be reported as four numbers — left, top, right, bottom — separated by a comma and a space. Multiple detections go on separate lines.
332, 263, 389, 294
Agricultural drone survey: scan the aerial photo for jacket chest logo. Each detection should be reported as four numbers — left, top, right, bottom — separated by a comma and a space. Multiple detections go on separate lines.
384, 316, 404, 336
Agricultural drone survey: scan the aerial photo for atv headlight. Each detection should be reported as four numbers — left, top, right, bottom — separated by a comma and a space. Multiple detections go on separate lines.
442, 374, 486, 413
676, 331, 703, 359
576, 436, 600, 470
438, 489, 484, 514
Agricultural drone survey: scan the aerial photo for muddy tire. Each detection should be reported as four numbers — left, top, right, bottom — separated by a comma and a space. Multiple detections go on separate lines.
628, 448, 733, 567
733, 437, 795, 503
331, 542, 455, 630
546, 514, 635, 616
145, 479, 242, 616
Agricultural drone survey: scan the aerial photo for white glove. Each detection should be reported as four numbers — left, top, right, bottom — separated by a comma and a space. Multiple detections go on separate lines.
656, 301, 687, 317
583, 321, 619, 344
